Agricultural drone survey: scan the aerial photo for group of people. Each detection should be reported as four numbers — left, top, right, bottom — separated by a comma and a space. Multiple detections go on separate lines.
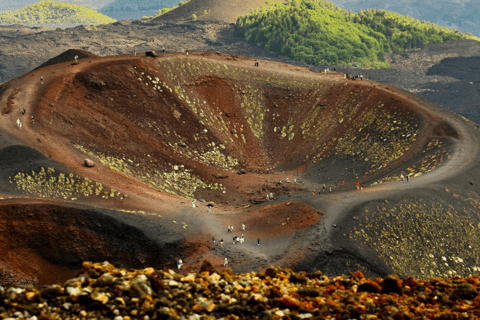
345, 73, 363, 81
312, 181, 345, 195
233, 234, 245, 244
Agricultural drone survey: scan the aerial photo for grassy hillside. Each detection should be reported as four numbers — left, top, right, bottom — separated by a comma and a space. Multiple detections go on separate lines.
236, 0, 480, 68
331, 0, 480, 37
0, 0, 115, 12
0, 0, 116, 25
150, 0, 190, 18
100, 0, 178, 13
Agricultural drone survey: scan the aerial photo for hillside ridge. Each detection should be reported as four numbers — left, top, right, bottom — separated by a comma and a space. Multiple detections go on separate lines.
0, 0, 116, 26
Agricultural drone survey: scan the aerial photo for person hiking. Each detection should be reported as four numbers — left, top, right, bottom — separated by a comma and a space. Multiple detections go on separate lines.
242, 223, 246, 231
257, 238, 260, 245
220, 239, 224, 248
227, 225, 231, 233
177, 259, 183, 270
212, 237, 215, 244
224, 257, 228, 266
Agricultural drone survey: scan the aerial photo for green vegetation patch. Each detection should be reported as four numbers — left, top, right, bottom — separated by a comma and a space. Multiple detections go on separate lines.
76, 145, 225, 199
236, 0, 479, 67
0, 0, 116, 25
373, 138, 450, 185
150, 0, 192, 18
335, 106, 419, 170
351, 199, 480, 279
10, 167, 125, 200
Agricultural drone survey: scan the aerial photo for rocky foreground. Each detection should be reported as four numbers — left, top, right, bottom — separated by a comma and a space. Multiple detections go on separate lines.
1, 262, 480, 319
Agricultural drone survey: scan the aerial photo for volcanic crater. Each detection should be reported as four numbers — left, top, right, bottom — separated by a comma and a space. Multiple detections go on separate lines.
0, 50, 478, 286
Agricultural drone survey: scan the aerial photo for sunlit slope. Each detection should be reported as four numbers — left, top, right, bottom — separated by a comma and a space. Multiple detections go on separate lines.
0, 0, 116, 26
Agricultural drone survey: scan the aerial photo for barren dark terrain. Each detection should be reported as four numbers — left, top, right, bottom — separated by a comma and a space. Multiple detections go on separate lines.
0, 48, 480, 288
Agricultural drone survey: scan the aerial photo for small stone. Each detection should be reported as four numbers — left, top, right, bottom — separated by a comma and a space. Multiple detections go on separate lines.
205, 301, 215, 312
381, 274, 403, 293
275, 310, 285, 317
84, 159, 95, 167
25, 292, 37, 301
207, 273, 221, 283
181, 274, 195, 282
130, 275, 153, 299
450, 283, 478, 300
97, 273, 114, 286
41, 284, 64, 298
168, 280, 179, 287
92, 291, 109, 304
62, 302, 72, 310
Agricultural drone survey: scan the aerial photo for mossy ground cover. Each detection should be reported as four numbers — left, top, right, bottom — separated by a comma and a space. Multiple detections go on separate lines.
9, 166, 126, 201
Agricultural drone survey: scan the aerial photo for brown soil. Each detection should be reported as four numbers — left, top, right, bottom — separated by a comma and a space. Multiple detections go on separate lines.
153, 0, 286, 23
0, 51, 479, 286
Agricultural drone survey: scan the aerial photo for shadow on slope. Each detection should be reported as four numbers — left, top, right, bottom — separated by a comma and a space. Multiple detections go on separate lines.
0, 201, 182, 287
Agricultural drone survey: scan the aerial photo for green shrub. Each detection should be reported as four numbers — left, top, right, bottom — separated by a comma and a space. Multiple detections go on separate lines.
235, 0, 480, 68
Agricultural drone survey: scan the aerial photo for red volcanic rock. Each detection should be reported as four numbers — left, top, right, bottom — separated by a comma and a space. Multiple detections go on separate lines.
381, 274, 403, 294
2, 263, 480, 319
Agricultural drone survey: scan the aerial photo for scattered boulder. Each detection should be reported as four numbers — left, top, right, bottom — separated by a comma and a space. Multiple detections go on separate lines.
357, 281, 382, 294
84, 159, 94, 167
450, 283, 478, 300
381, 274, 403, 294
130, 275, 153, 299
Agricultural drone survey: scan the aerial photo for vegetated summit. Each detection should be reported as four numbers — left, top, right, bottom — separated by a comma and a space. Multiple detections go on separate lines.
0, 0, 116, 26
331, 0, 480, 36
1, 50, 480, 289
235, 0, 480, 68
